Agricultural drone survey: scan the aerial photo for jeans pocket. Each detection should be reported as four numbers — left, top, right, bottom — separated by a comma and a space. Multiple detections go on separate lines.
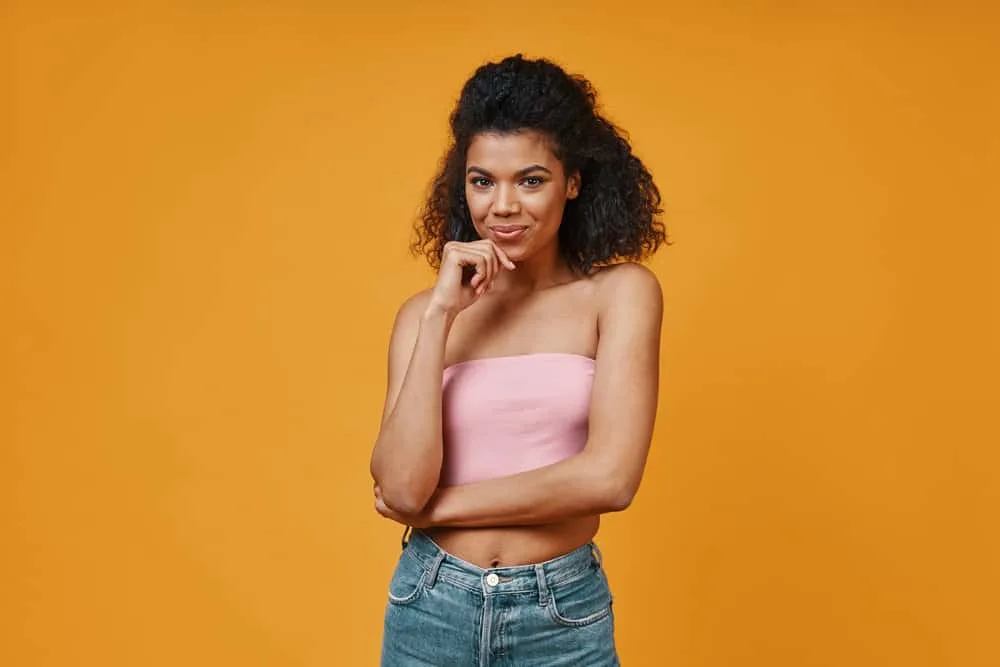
387, 551, 427, 606
546, 566, 613, 628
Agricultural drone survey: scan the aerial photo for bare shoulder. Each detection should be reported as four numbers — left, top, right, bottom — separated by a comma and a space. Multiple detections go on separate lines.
591, 262, 663, 312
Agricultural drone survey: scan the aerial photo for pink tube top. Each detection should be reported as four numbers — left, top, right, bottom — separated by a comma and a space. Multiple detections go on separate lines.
440, 353, 595, 486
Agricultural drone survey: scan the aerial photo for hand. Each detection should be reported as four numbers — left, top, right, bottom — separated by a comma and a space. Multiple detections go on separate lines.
429, 240, 515, 316
374, 484, 433, 529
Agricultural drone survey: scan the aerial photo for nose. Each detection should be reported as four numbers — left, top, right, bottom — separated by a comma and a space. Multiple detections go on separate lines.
492, 183, 521, 217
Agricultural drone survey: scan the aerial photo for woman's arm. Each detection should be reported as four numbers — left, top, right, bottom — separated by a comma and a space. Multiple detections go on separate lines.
369, 292, 451, 515
370, 241, 516, 515
376, 263, 663, 527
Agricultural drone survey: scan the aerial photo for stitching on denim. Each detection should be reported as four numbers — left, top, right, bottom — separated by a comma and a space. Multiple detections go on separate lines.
544, 568, 612, 627
545, 561, 596, 588
547, 600, 612, 628
387, 565, 427, 605
424, 550, 446, 590
428, 563, 598, 595
535, 564, 550, 607
436, 570, 481, 593
478, 593, 491, 667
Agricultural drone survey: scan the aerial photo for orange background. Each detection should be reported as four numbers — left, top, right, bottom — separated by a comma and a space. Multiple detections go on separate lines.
3, 2, 998, 665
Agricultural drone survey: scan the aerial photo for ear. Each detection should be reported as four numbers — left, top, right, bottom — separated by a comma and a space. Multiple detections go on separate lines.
566, 171, 581, 200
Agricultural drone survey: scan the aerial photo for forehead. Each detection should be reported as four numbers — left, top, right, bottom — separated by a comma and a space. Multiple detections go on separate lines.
466, 131, 562, 172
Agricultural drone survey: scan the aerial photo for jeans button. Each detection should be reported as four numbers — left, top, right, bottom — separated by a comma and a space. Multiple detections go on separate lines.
485, 573, 500, 587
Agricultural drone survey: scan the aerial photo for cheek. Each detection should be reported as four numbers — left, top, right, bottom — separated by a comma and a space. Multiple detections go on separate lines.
465, 190, 490, 220
526, 191, 565, 222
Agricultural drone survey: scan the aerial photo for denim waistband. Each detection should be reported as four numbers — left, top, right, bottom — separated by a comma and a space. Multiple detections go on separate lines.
402, 529, 603, 596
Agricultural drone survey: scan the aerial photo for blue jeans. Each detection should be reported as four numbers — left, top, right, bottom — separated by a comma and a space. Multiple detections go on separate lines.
380, 530, 619, 666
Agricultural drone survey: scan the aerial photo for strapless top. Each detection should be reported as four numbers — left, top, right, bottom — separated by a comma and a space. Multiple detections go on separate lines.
439, 353, 595, 486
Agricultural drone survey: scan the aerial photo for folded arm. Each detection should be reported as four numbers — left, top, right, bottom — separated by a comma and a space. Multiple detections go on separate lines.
370, 292, 452, 515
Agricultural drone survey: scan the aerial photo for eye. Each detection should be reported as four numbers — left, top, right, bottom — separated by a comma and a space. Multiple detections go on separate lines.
522, 176, 545, 187
469, 176, 493, 188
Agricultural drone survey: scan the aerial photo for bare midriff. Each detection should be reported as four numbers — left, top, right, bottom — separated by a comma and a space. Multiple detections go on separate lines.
424, 515, 599, 568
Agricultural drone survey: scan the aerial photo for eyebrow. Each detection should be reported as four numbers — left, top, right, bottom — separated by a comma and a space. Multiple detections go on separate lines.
466, 165, 553, 178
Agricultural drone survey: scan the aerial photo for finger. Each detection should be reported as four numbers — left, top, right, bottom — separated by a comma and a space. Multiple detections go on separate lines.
446, 244, 485, 276
468, 253, 489, 289
472, 254, 493, 292
451, 249, 486, 288
490, 242, 517, 270
468, 246, 495, 290
485, 244, 499, 284
376, 501, 408, 526
375, 497, 398, 522
447, 245, 498, 295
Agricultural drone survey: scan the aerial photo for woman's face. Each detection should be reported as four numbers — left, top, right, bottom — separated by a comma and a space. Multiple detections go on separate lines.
464, 131, 579, 263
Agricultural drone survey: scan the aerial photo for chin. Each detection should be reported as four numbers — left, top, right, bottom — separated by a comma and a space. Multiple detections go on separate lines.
496, 242, 531, 260
505, 250, 528, 263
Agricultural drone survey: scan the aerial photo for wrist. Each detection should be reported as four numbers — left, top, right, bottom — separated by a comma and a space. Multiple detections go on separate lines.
422, 301, 458, 327
423, 487, 454, 527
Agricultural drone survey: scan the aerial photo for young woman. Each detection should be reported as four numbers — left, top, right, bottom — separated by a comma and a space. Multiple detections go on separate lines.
370, 54, 666, 666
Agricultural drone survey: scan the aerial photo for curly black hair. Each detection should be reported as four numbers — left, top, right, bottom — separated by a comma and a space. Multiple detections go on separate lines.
412, 54, 667, 274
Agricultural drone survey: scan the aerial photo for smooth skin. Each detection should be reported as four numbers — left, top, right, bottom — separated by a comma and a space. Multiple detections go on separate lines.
370, 131, 662, 567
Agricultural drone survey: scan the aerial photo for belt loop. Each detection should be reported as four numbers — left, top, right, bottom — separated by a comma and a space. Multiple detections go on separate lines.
425, 550, 446, 590
591, 541, 603, 567
534, 564, 550, 606
400, 526, 412, 550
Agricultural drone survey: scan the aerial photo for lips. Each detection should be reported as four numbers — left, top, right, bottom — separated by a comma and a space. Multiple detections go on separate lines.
489, 225, 528, 241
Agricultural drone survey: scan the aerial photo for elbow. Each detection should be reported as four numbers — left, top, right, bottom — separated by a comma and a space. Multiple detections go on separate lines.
380, 488, 432, 517
370, 455, 439, 516
374, 474, 436, 516
583, 450, 645, 513
600, 476, 638, 513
